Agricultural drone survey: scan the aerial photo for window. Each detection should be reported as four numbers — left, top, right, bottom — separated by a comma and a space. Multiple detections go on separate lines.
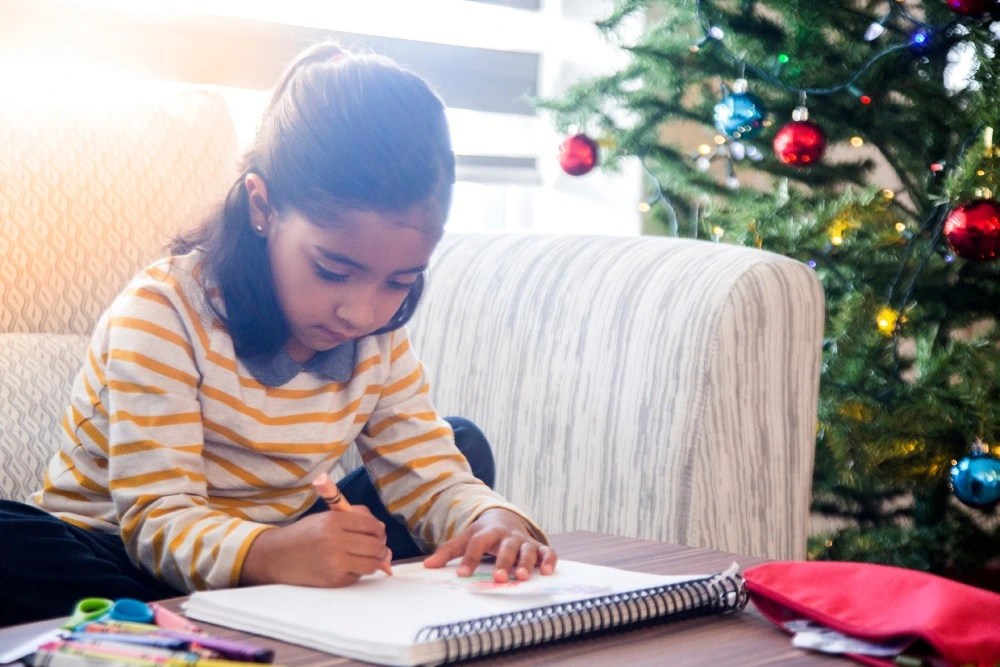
2, 0, 643, 234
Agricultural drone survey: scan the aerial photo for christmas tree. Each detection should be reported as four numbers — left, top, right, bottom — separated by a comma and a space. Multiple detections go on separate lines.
541, 0, 1000, 583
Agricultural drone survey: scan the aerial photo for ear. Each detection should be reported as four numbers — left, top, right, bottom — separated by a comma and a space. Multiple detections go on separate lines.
245, 173, 273, 237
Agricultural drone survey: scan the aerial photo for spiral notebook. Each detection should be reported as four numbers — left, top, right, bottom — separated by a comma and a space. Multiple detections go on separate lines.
183, 559, 747, 666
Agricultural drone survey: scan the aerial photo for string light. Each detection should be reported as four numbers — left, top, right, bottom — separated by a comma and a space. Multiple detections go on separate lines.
864, 21, 887, 42
690, 25, 725, 51
691, 0, 933, 109
828, 218, 853, 245
850, 136, 865, 147
848, 85, 872, 106
876, 307, 900, 336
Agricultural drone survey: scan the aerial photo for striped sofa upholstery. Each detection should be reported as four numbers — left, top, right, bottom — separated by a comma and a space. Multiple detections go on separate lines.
410, 234, 825, 560
0, 84, 824, 561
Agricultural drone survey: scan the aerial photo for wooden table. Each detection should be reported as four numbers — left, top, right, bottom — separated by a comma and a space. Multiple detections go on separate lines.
0, 531, 848, 666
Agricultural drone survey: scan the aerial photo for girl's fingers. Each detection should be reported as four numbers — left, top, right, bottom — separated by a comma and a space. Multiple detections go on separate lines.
492, 536, 523, 582
512, 541, 540, 580
538, 545, 558, 575
423, 535, 469, 569
456, 533, 494, 577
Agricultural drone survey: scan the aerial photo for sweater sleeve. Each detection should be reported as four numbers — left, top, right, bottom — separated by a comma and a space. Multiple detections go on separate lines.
354, 328, 546, 551
102, 271, 270, 592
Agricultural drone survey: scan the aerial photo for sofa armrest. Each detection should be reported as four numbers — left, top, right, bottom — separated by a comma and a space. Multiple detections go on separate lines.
405, 233, 824, 560
0, 87, 236, 336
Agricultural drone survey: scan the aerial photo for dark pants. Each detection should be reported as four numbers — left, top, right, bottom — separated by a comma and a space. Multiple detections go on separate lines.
0, 417, 494, 627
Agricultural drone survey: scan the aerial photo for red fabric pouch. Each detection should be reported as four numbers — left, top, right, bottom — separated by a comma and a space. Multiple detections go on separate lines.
744, 561, 1000, 667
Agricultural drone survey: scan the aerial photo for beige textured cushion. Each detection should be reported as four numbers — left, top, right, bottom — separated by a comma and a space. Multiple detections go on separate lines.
1, 84, 239, 502
0, 86, 237, 334
0, 334, 90, 502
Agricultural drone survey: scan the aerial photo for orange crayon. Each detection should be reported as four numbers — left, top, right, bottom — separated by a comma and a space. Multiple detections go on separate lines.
312, 472, 393, 576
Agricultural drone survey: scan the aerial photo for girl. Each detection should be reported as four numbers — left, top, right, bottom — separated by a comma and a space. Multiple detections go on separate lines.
0, 42, 556, 627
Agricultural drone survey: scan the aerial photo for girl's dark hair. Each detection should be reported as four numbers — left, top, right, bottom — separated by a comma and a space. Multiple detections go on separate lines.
173, 43, 456, 357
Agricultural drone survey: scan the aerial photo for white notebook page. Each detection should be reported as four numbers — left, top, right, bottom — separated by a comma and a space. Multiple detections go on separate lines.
184, 560, 709, 666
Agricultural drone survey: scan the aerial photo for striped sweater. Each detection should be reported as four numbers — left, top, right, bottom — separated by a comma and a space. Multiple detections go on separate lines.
30, 252, 540, 592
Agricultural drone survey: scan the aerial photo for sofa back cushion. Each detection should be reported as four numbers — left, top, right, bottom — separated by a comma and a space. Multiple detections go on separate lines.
0, 84, 237, 335
0, 83, 239, 501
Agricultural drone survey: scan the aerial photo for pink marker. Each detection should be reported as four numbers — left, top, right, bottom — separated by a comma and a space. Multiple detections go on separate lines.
148, 603, 202, 634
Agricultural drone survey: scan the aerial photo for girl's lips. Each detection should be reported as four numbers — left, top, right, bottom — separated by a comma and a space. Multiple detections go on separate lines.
316, 326, 347, 345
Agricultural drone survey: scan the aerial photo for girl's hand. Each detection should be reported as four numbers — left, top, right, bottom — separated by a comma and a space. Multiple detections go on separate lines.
423, 508, 558, 582
240, 506, 391, 588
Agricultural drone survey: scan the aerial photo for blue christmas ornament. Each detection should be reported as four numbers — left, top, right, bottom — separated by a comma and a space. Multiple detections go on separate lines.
950, 447, 1000, 509
713, 79, 766, 140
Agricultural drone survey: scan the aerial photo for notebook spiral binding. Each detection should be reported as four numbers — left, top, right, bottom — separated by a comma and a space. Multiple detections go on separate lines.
415, 569, 748, 663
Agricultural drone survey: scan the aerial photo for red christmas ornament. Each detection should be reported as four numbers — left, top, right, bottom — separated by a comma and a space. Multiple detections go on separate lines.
943, 199, 1000, 262
773, 120, 826, 166
559, 133, 599, 176
944, 0, 998, 17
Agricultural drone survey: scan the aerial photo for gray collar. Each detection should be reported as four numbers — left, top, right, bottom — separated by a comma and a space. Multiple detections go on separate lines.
240, 340, 357, 387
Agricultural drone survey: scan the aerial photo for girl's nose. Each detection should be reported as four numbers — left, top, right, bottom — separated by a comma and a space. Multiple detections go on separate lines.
335, 298, 376, 331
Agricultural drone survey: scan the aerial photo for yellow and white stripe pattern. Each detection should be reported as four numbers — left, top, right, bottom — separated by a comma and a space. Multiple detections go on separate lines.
30, 252, 539, 592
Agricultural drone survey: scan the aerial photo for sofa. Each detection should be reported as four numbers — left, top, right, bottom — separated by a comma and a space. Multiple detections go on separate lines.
0, 81, 825, 562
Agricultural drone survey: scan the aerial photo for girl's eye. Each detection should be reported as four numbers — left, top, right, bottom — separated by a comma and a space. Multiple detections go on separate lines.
314, 264, 348, 282
388, 280, 416, 291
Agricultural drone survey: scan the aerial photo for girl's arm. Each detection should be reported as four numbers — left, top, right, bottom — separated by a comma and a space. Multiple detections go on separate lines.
238, 505, 390, 587
354, 329, 556, 579
104, 264, 391, 590
101, 270, 271, 592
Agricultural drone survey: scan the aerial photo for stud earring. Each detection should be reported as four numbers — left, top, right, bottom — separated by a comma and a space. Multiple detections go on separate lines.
255, 224, 265, 234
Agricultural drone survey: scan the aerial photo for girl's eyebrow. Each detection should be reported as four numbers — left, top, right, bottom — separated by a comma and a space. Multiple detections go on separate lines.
315, 247, 427, 274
